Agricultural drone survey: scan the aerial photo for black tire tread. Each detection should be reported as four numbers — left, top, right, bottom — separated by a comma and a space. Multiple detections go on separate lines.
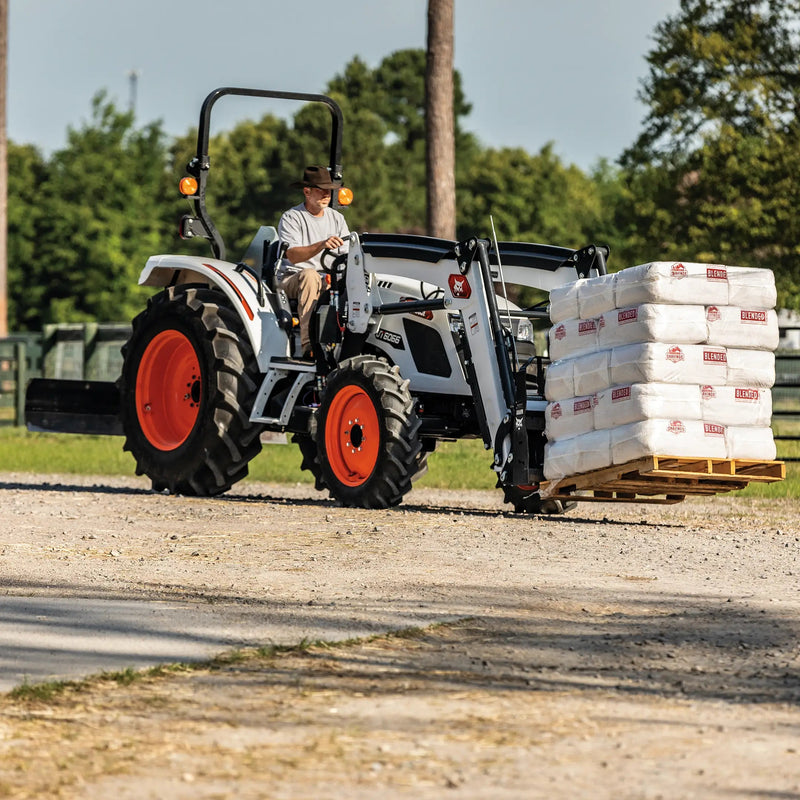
316, 355, 422, 509
119, 285, 263, 496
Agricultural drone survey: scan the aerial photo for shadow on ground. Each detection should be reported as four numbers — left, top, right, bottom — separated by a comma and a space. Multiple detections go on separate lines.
2, 579, 799, 707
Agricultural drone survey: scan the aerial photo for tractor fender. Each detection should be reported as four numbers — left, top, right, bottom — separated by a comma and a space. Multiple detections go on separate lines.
139, 254, 288, 371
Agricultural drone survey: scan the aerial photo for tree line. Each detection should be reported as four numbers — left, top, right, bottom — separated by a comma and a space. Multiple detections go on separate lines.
8, 0, 800, 331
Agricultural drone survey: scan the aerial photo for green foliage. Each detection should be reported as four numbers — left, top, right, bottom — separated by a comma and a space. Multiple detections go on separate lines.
8, 142, 46, 329
18, 93, 175, 330
620, 0, 800, 301
325, 49, 478, 234
458, 143, 608, 247
625, 0, 800, 165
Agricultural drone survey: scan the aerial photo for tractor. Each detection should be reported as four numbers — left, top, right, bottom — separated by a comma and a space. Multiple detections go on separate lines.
26, 87, 614, 513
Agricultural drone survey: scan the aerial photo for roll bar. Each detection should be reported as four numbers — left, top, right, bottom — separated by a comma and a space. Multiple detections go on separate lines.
182, 87, 345, 261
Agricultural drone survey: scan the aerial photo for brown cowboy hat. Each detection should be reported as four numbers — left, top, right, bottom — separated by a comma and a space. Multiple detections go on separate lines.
291, 165, 342, 190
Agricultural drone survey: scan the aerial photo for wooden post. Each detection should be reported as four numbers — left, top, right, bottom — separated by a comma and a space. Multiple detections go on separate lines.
0, 0, 7, 337
425, 0, 456, 240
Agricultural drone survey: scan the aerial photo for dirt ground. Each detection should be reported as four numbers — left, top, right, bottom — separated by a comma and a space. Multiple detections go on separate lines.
0, 471, 799, 799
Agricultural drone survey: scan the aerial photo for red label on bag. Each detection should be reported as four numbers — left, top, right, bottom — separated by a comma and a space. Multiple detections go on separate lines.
704, 423, 725, 436
707, 267, 728, 281
671, 263, 687, 278
666, 346, 685, 363
612, 386, 631, 402
741, 310, 767, 323
554, 324, 566, 340
701, 385, 715, 400
735, 388, 760, 401
618, 308, 638, 324
573, 398, 592, 414
578, 319, 597, 335
703, 350, 727, 364
550, 403, 562, 419
667, 420, 686, 435
706, 306, 721, 322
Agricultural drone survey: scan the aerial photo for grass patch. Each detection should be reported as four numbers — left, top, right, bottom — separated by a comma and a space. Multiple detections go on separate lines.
249, 437, 497, 489
0, 426, 796, 496
0, 428, 137, 476
4, 622, 464, 704
7, 678, 89, 703
0, 428, 497, 490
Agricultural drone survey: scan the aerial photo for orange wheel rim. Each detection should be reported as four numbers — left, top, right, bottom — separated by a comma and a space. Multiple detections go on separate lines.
324, 385, 380, 486
135, 330, 201, 450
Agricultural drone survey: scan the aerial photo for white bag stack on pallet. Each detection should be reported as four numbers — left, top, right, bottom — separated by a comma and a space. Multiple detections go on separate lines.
544, 261, 778, 483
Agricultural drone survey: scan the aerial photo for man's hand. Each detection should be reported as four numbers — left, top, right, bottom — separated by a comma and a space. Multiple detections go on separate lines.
286, 236, 346, 266
323, 235, 345, 250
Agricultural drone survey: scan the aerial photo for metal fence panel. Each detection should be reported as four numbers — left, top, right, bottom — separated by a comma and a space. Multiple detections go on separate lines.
0, 341, 27, 425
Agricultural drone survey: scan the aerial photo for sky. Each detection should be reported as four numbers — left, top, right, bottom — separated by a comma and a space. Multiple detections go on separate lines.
8, 0, 681, 172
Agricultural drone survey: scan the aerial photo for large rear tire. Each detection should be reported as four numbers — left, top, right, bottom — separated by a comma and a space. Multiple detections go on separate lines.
316, 356, 422, 508
119, 285, 263, 496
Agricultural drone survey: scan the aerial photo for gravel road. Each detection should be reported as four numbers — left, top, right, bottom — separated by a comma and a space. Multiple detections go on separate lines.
0, 471, 799, 799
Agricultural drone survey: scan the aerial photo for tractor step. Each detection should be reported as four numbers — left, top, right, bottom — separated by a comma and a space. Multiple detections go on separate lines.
25, 378, 123, 436
540, 455, 786, 504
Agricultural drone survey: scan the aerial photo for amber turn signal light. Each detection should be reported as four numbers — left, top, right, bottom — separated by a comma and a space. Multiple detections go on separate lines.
337, 187, 354, 206
179, 176, 199, 196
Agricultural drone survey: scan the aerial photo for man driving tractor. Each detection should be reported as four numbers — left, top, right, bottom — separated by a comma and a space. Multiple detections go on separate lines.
277, 165, 350, 358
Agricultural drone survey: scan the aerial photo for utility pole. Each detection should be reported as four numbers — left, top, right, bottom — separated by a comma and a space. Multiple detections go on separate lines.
127, 69, 141, 117
0, 0, 7, 337
425, 0, 456, 240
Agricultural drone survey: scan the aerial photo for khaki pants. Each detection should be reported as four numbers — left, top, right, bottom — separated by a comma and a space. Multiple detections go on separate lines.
278, 268, 323, 354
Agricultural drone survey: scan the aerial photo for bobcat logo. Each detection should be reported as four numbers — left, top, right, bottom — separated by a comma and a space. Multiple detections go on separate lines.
448, 274, 472, 299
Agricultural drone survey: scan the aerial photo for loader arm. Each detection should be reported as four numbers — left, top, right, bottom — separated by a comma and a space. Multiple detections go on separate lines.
341, 232, 563, 479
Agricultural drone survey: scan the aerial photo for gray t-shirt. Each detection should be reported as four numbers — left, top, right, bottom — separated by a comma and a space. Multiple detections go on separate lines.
276, 203, 350, 282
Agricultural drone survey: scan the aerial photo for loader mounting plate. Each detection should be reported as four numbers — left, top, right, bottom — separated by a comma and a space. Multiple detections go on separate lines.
540, 455, 786, 505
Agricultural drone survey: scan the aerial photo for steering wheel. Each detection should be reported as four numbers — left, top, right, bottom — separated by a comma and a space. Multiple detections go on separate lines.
320, 248, 348, 275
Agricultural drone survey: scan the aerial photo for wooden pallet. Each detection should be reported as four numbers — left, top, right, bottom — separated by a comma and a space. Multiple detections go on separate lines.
540, 456, 786, 504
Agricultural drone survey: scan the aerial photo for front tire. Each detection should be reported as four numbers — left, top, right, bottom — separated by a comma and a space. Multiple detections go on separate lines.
316, 356, 422, 508
119, 285, 263, 495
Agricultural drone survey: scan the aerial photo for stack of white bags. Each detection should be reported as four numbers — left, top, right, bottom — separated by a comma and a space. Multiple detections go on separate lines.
543, 261, 779, 483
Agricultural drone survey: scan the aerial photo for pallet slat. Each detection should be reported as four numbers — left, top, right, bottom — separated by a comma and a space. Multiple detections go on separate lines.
540, 455, 785, 504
